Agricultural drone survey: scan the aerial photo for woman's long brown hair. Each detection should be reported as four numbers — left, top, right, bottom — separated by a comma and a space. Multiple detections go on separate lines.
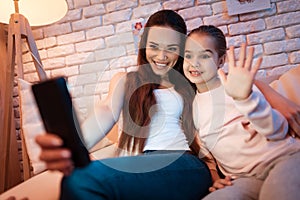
118, 10, 200, 155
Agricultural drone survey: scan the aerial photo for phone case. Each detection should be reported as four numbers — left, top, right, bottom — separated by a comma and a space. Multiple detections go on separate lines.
32, 77, 91, 168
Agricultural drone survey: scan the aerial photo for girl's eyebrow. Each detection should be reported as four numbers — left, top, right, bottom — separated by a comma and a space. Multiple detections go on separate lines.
184, 49, 213, 54
202, 49, 213, 54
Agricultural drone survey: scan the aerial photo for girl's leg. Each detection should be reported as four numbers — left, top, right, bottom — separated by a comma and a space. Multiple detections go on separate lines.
60, 152, 212, 200
202, 177, 263, 200
259, 151, 300, 200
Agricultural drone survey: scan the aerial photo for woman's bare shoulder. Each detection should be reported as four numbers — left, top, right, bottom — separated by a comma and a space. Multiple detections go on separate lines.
109, 72, 127, 87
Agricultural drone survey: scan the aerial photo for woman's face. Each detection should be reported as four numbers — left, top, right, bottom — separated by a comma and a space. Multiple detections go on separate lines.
145, 26, 181, 77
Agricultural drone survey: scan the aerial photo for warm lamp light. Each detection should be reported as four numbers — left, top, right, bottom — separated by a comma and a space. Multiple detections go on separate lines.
0, 0, 68, 26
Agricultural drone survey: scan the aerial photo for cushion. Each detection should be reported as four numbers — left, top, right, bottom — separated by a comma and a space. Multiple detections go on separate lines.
18, 78, 47, 175
270, 65, 300, 105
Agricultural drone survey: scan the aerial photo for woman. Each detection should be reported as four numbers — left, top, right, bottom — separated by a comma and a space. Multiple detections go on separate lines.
36, 10, 212, 200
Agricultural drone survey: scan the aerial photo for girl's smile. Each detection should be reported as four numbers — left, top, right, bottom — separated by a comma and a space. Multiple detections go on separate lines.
189, 69, 203, 77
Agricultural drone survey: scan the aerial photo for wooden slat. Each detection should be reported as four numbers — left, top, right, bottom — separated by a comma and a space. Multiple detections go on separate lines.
0, 22, 8, 194
0, 20, 22, 193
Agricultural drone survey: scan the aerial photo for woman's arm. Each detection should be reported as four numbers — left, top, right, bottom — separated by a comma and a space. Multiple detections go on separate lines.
36, 72, 127, 174
255, 79, 300, 137
82, 72, 126, 149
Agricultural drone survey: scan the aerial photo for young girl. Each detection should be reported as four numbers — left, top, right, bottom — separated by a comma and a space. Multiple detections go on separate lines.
183, 25, 300, 199
36, 10, 212, 200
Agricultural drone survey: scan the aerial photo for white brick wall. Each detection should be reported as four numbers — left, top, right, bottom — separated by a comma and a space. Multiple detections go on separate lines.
21, 0, 300, 119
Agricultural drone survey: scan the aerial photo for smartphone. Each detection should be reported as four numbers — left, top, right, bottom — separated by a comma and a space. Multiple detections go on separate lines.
32, 77, 91, 168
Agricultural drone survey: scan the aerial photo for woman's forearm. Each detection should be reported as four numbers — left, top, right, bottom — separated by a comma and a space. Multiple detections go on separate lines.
255, 79, 300, 137
81, 104, 117, 150
82, 72, 126, 149
254, 79, 285, 107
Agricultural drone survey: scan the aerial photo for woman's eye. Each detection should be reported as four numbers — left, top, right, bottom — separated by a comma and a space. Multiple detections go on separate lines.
148, 44, 158, 49
167, 47, 178, 52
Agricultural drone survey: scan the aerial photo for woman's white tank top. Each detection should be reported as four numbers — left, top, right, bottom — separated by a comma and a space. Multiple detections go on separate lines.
143, 87, 190, 151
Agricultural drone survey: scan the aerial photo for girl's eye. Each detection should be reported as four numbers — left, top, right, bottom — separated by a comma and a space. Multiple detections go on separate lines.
199, 54, 210, 59
184, 53, 192, 59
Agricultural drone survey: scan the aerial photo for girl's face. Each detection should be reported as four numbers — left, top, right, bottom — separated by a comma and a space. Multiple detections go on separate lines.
146, 26, 181, 78
183, 33, 224, 92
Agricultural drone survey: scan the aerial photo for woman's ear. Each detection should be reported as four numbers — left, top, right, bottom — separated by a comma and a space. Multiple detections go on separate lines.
218, 55, 226, 68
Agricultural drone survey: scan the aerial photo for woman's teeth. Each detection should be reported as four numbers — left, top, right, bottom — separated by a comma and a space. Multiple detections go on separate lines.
155, 62, 167, 68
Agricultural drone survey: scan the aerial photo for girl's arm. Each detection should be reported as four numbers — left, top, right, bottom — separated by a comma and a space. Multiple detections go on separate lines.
203, 151, 233, 193
219, 43, 288, 139
209, 176, 232, 193
255, 80, 300, 137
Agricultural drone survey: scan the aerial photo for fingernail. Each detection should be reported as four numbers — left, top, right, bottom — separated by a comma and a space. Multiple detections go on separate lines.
231, 175, 238, 180
52, 139, 63, 145
61, 150, 71, 158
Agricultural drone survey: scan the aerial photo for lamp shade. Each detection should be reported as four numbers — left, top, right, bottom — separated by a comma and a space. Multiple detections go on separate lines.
0, 0, 68, 26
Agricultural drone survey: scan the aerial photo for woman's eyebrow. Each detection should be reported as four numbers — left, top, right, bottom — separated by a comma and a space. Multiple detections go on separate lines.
148, 41, 179, 47
167, 44, 180, 47
148, 41, 158, 45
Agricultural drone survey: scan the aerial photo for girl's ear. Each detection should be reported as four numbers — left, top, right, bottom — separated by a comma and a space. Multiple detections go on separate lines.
218, 55, 226, 68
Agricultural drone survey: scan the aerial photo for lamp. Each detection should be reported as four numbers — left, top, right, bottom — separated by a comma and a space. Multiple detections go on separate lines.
0, 0, 68, 192
0, 0, 68, 26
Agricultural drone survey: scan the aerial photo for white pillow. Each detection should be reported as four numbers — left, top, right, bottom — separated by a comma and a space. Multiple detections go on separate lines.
18, 79, 46, 175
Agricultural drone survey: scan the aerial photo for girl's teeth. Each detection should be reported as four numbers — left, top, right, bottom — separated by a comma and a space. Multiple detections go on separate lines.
190, 71, 200, 75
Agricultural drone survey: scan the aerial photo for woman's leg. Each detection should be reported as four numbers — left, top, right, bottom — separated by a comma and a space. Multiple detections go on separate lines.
259, 151, 300, 200
60, 152, 212, 200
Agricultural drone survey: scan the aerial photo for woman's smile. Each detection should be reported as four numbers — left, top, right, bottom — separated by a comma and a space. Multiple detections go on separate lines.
153, 61, 169, 69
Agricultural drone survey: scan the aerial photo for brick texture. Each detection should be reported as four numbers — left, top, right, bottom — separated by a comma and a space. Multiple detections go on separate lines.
19, 0, 300, 118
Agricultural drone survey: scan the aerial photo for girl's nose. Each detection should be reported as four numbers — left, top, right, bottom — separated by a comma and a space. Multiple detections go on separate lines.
191, 58, 200, 68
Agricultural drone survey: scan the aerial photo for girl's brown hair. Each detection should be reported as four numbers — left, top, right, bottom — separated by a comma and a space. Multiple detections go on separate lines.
118, 10, 200, 154
188, 25, 227, 58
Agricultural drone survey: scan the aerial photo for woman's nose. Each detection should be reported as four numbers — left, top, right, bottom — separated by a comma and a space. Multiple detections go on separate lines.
157, 50, 167, 60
